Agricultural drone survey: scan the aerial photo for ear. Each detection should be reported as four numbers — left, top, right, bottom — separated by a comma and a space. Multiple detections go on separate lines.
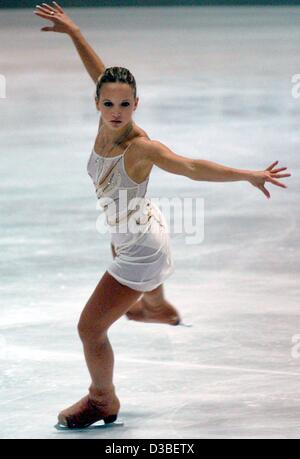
134, 97, 139, 111
95, 96, 100, 111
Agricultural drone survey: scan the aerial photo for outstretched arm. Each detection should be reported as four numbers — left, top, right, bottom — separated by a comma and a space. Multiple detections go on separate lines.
34, 2, 105, 83
141, 139, 291, 200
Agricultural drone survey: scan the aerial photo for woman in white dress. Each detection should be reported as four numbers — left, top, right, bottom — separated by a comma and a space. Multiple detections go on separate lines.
34, 2, 291, 430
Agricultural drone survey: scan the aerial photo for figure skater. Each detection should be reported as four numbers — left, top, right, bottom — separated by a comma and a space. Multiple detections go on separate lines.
34, 2, 291, 430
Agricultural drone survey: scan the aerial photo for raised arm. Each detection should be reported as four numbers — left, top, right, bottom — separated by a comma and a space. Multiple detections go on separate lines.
33, 1, 105, 83
140, 139, 291, 200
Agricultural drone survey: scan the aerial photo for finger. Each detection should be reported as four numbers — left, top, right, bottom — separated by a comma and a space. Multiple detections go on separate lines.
41, 3, 56, 12
259, 184, 270, 199
267, 177, 288, 188
52, 1, 64, 13
271, 167, 288, 173
271, 173, 291, 179
41, 26, 55, 31
34, 10, 49, 18
35, 5, 54, 13
265, 161, 279, 171
34, 10, 55, 19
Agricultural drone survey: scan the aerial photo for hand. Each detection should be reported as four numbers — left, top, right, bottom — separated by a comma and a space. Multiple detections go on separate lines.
247, 161, 291, 199
33, 1, 80, 35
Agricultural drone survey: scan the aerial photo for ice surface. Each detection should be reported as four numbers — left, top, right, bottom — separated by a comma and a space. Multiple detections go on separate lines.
0, 6, 299, 439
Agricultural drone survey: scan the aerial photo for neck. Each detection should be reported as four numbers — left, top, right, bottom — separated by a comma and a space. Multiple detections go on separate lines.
101, 120, 134, 144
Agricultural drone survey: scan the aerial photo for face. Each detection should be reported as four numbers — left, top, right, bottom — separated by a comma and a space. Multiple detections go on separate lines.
95, 82, 139, 130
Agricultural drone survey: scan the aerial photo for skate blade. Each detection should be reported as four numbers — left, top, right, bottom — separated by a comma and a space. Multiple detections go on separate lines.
54, 419, 124, 431
176, 321, 192, 328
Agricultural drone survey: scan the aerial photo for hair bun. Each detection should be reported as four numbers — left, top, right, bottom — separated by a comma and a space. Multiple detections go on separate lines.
95, 66, 137, 101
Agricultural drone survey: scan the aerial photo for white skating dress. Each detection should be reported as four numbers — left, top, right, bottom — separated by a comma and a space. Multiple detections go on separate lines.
86, 138, 175, 292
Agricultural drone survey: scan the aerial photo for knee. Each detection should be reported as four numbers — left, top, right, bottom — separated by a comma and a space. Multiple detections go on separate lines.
77, 318, 107, 344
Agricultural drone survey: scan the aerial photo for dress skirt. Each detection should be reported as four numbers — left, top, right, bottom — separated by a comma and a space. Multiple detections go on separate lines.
106, 198, 175, 292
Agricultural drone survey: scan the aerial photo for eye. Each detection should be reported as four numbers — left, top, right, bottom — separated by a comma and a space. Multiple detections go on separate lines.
103, 101, 130, 107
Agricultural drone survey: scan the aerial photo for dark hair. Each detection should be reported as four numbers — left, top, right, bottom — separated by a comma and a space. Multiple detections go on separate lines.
95, 66, 137, 102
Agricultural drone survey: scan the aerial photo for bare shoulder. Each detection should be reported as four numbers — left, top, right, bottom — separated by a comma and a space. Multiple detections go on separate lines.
130, 137, 159, 170
132, 124, 151, 141
130, 137, 170, 163
130, 132, 159, 157
129, 126, 155, 166
130, 136, 195, 178
122, 126, 155, 183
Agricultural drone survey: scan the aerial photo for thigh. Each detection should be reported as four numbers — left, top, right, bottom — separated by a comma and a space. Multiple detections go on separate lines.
143, 284, 165, 304
79, 271, 143, 333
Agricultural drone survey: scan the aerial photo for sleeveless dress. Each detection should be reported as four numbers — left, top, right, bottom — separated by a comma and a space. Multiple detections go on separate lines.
86, 137, 175, 292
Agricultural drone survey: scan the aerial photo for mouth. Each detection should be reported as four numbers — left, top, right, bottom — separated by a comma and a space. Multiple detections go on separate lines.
111, 120, 122, 125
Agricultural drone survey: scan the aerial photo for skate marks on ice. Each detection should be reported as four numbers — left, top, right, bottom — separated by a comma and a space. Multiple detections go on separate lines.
54, 418, 124, 432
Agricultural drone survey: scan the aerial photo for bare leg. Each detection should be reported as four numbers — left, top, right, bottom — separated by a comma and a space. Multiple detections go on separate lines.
58, 270, 142, 427
78, 270, 142, 392
126, 284, 181, 325
110, 243, 181, 326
